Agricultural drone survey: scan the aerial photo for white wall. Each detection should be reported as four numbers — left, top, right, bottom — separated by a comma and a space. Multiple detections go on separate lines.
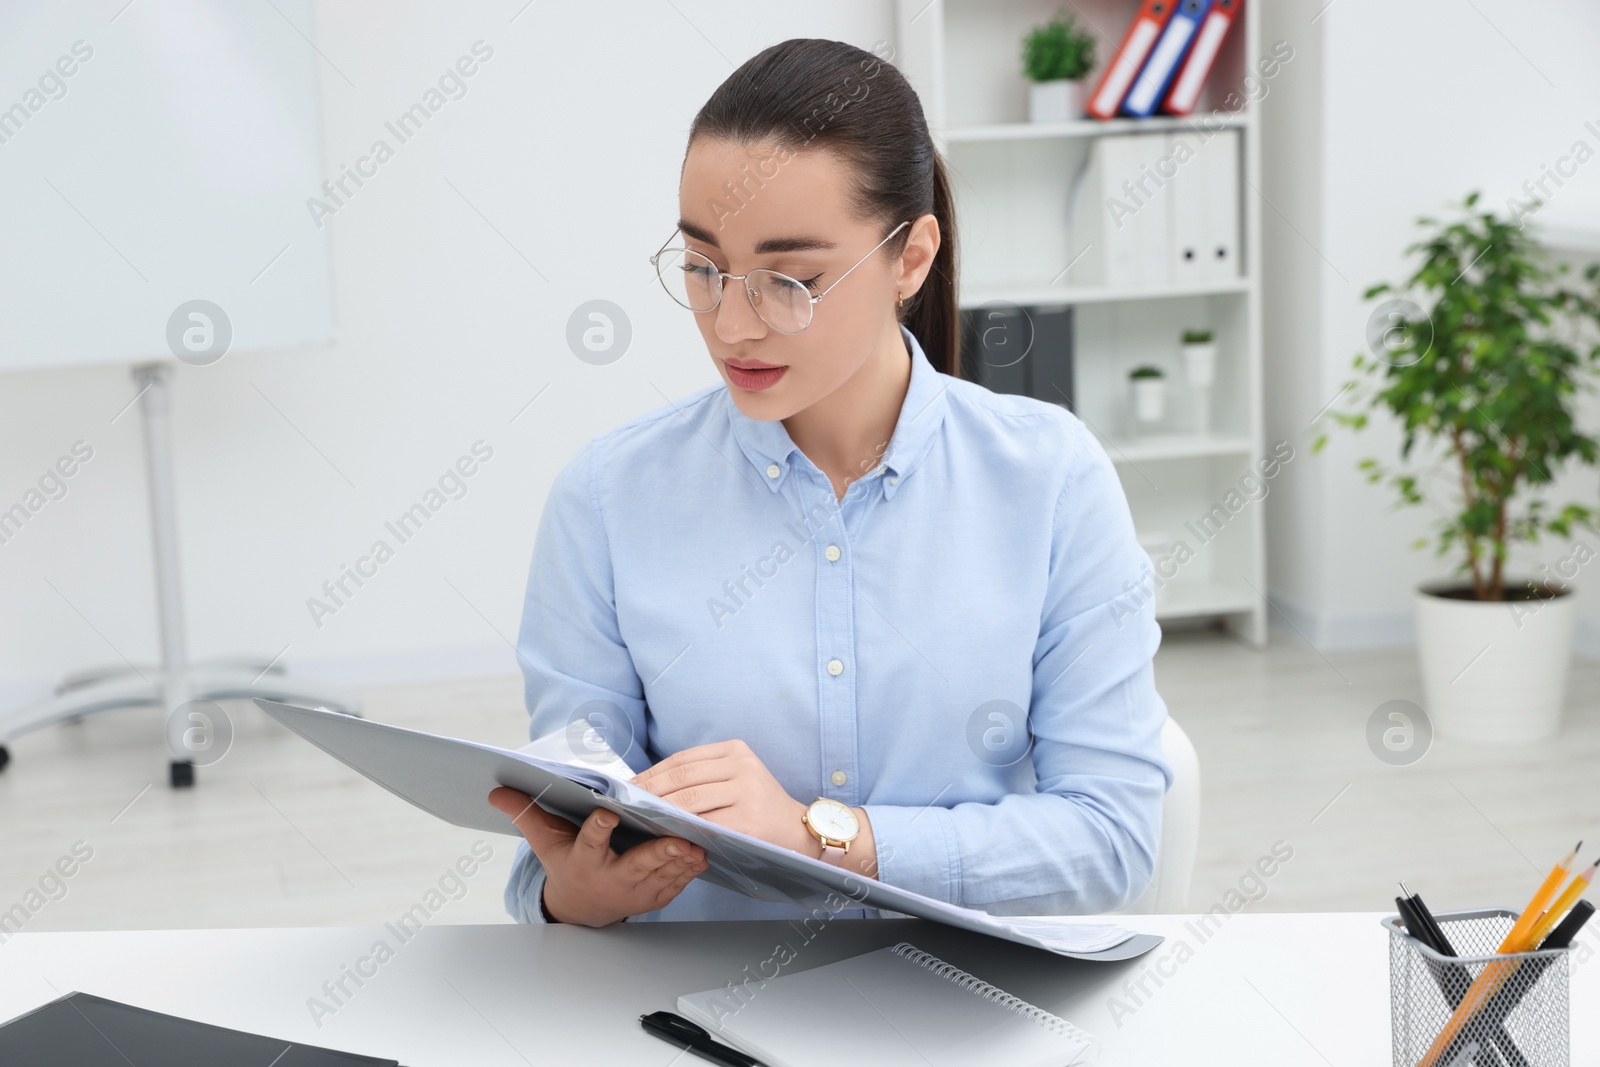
0, 1, 893, 707
1262, 0, 1600, 654
1258, 0, 1325, 618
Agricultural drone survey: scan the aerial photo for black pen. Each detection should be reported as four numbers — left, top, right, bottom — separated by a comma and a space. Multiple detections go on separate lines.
1398, 883, 1452, 951
640, 1009, 765, 1067
1538, 897, 1595, 950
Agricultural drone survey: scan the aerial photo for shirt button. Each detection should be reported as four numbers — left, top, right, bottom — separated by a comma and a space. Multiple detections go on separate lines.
766, 464, 780, 478
825, 545, 841, 562
888, 476, 899, 485
827, 659, 844, 676
831, 770, 848, 786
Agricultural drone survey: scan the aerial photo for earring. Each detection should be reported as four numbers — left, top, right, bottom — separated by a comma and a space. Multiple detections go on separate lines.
897, 291, 904, 309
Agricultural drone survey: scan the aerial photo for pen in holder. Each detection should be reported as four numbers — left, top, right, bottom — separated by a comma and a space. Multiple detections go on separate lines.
1383, 908, 1572, 1067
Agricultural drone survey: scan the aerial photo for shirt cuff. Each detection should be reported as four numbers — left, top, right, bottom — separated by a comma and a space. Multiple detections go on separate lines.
504, 840, 553, 925
536, 871, 559, 923
859, 803, 961, 905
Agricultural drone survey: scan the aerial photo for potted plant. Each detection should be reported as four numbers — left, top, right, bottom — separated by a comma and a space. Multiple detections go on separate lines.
1181, 328, 1217, 432
1022, 12, 1096, 123
1180, 328, 1217, 385
1317, 191, 1600, 741
1129, 364, 1166, 426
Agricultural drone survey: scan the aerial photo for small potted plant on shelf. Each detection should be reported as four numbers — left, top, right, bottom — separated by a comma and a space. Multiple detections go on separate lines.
1317, 191, 1600, 742
1022, 11, 1097, 123
1181, 328, 1216, 432
1129, 364, 1166, 426
1180, 329, 1216, 386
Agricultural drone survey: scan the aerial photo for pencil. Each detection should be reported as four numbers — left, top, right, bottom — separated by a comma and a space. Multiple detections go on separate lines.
1499, 840, 1580, 951
1415, 848, 1593, 1067
1522, 858, 1598, 949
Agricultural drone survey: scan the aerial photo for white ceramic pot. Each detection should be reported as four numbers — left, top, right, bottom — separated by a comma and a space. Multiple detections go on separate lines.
1029, 79, 1086, 123
1130, 378, 1166, 423
1181, 344, 1216, 433
1414, 581, 1577, 741
1181, 343, 1217, 388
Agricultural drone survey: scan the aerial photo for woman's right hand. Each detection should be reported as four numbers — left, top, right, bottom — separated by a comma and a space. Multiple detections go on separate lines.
487, 786, 707, 926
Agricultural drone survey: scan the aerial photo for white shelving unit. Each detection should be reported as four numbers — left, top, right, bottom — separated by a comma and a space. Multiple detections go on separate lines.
941, 110, 1252, 144
897, 0, 1268, 646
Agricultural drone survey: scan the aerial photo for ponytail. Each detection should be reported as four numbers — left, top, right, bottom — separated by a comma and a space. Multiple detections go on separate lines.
898, 151, 960, 377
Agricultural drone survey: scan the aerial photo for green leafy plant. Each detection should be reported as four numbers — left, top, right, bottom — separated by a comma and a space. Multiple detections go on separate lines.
1315, 191, 1600, 601
1022, 12, 1096, 83
1129, 364, 1165, 379
1182, 328, 1214, 345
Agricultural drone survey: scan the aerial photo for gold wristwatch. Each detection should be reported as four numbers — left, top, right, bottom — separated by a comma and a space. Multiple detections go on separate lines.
801, 797, 860, 857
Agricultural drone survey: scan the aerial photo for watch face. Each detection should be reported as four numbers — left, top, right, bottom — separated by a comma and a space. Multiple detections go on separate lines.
808, 800, 859, 841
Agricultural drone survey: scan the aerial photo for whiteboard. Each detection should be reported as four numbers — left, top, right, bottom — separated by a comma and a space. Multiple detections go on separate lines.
0, 0, 334, 371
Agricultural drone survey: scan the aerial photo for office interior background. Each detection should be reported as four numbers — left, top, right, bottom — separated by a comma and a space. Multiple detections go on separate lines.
1, 0, 1598, 942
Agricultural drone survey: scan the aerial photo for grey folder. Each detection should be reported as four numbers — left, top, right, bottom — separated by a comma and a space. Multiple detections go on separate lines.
255, 698, 1163, 962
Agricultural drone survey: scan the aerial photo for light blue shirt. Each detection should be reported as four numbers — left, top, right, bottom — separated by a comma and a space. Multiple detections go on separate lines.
504, 324, 1172, 924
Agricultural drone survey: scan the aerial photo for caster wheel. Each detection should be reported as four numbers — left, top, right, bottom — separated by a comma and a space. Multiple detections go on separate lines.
0, 745, 9, 772
169, 760, 195, 788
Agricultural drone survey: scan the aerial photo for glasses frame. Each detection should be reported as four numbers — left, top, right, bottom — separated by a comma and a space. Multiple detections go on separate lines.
649, 219, 912, 335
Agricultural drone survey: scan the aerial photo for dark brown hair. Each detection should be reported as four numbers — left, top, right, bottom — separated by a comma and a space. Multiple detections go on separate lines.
686, 38, 960, 377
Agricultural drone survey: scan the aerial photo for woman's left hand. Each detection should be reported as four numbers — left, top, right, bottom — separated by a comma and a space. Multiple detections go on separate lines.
630, 739, 816, 856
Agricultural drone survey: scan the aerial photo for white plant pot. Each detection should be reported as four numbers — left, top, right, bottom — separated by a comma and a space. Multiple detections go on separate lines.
1029, 79, 1086, 123
1130, 378, 1166, 423
1414, 581, 1577, 741
1180, 343, 1217, 388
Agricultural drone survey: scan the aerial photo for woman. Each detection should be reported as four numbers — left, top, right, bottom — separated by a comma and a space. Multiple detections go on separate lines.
488, 38, 1171, 927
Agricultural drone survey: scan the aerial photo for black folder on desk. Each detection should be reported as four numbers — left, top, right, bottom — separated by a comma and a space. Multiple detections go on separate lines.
0, 991, 399, 1066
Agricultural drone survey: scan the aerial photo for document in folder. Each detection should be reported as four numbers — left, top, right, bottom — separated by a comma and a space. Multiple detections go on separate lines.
255, 699, 1163, 963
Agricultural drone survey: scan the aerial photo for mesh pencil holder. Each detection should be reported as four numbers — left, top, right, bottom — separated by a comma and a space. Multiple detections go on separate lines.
1383, 907, 1571, 1067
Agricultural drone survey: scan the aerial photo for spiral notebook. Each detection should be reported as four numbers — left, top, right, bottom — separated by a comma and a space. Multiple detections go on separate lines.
675, 942, 1098, 1067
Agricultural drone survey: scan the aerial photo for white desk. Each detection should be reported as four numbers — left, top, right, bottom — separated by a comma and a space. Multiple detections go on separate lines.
1, 913, 1594, 1064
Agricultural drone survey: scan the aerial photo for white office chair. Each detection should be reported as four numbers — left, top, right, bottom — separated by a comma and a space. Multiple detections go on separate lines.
1114, 715, 1201, 914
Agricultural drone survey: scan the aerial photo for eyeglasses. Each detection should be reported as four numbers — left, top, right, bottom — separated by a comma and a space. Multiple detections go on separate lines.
649, 220, 911, 335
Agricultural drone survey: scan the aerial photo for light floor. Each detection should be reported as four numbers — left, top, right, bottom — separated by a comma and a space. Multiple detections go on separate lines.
1, 630, 1596, 932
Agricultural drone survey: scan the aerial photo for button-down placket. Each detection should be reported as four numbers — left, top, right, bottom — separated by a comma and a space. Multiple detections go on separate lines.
723, 324, 949, 809
766, 447, 858, 811
815, 466, 869, 810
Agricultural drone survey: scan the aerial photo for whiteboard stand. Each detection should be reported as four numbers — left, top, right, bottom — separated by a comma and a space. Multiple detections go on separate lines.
0, 364, 361, 787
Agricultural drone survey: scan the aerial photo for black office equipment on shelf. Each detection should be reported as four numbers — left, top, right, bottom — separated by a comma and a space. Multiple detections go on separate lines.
959, 303, 1074, 411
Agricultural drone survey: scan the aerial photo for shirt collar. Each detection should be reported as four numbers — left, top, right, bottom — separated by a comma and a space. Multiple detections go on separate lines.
727, 323, 949, 500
